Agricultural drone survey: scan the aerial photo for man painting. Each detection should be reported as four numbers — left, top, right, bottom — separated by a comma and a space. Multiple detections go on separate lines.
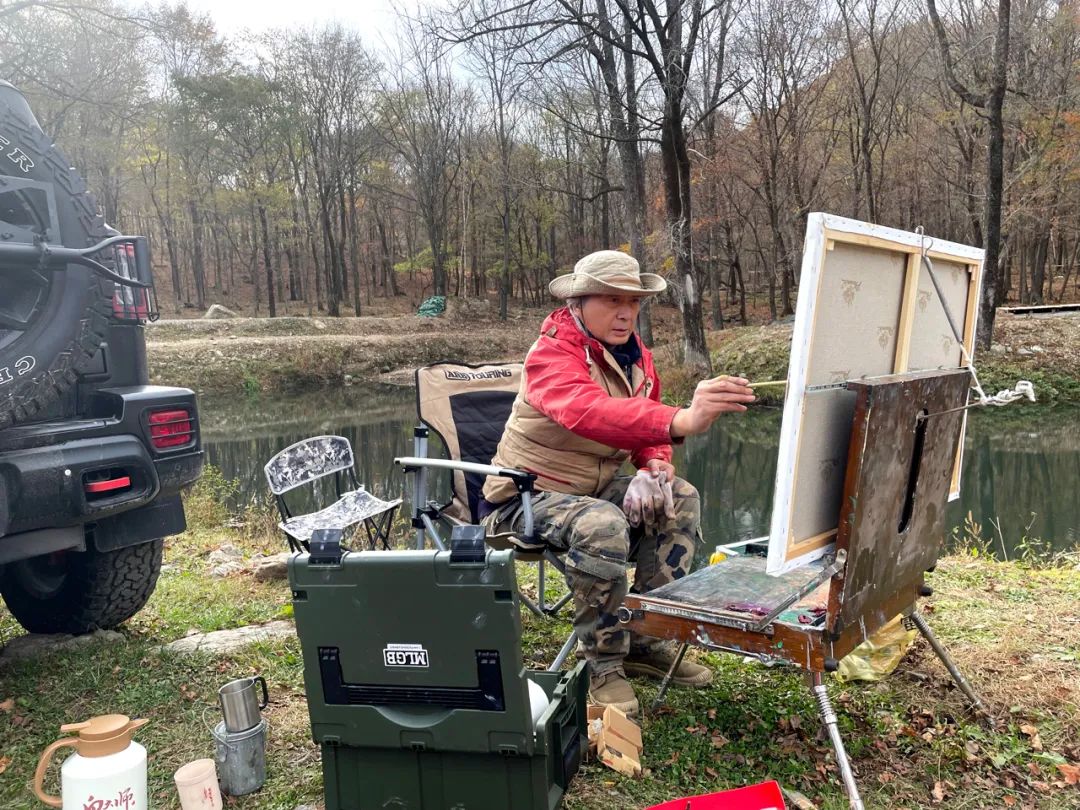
482, 250, 755, 716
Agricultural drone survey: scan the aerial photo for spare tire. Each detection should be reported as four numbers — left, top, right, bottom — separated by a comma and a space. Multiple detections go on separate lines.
0, 84, 110, 429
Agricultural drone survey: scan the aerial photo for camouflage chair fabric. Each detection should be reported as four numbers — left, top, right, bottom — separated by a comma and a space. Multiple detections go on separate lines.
264, 435, 402, 552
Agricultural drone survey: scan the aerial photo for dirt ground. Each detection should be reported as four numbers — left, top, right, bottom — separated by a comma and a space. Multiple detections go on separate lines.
145, 298, 1080, 405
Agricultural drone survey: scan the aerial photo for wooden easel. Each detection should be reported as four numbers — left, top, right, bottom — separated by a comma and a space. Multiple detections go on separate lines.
619, 369, 988, 810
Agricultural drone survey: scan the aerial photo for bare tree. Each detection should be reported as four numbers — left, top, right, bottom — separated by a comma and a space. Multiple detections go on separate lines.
451, 0, 533, 318
376, 19, 470, 298
926, 0, 1012, 349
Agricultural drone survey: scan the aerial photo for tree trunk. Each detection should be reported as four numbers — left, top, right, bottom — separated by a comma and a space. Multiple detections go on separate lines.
188, 200, 207, 310
257, 202, 276, 317
977, 68, 1007, 348
661, 110, 709, 373
1031, 232, 1049, 305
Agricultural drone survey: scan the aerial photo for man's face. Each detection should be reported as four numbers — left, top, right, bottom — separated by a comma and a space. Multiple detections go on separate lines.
578, 294, 642, 346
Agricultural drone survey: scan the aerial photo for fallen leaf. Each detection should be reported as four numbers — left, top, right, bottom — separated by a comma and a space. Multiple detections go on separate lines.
1019, 723, 1043, 752
706, 708, 717, 720
0, 698, 13, 713
1003, 795, 1016, 807
932, 781, 946, 802
663, 751, 680, 767
710, 734, 729, 749
1057, 763, 1080, 785
705, 766, 719, 779
0, 756, 9, 775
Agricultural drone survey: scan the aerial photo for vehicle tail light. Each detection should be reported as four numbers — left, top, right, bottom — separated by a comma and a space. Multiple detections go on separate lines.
148, 408, 194, 450
106, 238, 159, 323
112, 243, 152, 322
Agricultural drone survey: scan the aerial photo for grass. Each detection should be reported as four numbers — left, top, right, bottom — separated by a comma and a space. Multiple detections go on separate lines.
2, 478, 1079, 809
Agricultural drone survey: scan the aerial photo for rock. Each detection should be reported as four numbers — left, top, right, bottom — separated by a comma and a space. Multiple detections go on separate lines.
253, 553, 292, 582
1018, 347, 1033, 356
990, 343, 1006, 354
161, 621, 295, 655
444, 297, 491, 319
203, 304, 239, 319
210, 562, 245, 578
312, 319, 327, 330
1031, 345, 1045, 353
0, 630, 123, 666
208, 544, 243, 564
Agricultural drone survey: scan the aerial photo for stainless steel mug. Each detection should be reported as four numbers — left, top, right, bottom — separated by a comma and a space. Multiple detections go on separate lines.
218, 676, 268, 733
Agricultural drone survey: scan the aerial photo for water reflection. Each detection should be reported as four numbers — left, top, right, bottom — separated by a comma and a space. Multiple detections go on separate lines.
199, 388, 1080, 560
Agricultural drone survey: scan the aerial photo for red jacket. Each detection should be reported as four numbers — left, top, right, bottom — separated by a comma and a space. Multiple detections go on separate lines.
483, 307, 679, 501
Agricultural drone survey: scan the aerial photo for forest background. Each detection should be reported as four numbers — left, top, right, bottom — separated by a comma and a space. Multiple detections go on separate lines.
3, 0, 1079, 374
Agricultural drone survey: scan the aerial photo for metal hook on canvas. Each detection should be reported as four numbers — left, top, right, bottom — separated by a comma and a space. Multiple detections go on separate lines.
915, 225, 934, 259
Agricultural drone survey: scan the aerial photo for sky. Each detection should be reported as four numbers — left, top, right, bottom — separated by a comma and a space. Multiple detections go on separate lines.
179, 0, 425, 48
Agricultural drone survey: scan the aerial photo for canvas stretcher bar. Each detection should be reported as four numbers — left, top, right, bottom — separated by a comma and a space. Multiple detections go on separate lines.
766, 214, 983, 575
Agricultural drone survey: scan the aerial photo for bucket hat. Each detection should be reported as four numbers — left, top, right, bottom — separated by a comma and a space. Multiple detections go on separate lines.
548, 250, 666, 299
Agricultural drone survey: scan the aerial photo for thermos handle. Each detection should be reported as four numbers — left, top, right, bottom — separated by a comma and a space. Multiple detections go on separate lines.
255, 675, 269, 710
33, 737, 79, 808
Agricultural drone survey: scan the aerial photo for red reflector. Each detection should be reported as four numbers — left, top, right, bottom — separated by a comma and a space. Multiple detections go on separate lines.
149, 409, 193, 449
85, 476, 131, 494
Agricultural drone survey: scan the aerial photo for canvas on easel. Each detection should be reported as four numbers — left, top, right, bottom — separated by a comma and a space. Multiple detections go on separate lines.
766, 213, 984, 575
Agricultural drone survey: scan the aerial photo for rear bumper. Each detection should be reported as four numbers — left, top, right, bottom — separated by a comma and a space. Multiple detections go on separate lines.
0, 385, 204, 538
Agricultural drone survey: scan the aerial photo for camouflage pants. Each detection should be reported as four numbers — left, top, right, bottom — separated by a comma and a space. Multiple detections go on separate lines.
485, 475, 701, 676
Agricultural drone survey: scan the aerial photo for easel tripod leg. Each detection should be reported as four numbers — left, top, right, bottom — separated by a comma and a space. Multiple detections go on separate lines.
907, 611, 987, 715
650, 642, 688, 710
810, 672, 865, 810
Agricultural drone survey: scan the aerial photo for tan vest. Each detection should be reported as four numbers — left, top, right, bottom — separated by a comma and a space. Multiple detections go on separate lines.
483, 339, 653, 504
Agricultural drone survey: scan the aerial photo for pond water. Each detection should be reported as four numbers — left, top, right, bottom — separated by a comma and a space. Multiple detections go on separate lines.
199, 386, 1080, 563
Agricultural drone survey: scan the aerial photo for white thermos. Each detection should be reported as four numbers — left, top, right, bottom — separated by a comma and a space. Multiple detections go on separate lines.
33, 715, 149, 810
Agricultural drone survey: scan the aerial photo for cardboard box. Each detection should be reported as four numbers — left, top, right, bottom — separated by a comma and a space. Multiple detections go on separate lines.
590, 705, 643, 777
587, 705, 604, 747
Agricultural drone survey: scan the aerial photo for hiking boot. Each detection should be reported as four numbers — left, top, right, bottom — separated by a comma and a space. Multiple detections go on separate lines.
624, 643, 713, 687
589, 668, 640, 718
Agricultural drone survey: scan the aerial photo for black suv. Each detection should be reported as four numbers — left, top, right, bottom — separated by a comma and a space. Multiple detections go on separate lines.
0, 81, 203, 634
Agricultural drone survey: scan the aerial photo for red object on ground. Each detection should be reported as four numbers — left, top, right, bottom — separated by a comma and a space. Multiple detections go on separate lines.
644, 780, 787, 810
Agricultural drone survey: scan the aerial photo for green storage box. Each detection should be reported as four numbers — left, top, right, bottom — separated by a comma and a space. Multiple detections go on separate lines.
289, 543, 588, 810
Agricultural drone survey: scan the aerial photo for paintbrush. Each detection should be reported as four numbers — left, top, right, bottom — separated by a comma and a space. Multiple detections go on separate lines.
747, 379, 787, 389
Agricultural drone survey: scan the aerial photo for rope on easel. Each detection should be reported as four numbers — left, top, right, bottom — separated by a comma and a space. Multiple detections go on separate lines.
916, 226, 1036, 417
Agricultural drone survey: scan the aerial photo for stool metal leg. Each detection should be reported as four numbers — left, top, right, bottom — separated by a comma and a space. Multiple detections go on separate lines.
544, 592, 573, 616
650, 642, 688, 709
908, 611, 988, 716
548, 632, 578, 672
538, 557, 547, 613
811, 672, 864, 810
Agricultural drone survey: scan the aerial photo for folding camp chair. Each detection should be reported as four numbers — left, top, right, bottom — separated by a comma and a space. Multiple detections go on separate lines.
264, 435, 402, 554
393, 361, 579, 672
